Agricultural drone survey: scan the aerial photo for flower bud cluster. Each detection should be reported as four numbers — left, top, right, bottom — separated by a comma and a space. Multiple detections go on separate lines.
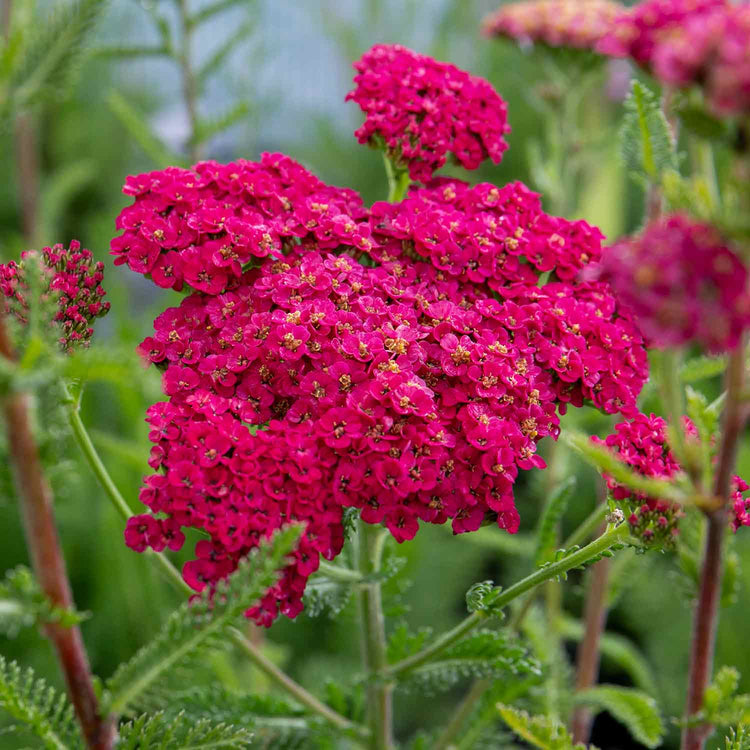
0, 241, 110, 352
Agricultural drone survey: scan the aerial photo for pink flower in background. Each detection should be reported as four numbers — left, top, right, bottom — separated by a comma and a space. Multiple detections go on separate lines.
483, 0, 624, 51
593, 214, 750, 352
346, 44, 510, 182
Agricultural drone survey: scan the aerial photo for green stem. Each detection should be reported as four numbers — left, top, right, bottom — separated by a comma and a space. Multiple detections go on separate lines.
317, 560, 365, 583
64, 383, 193, 596
433, 678, 490, 750
383, 153, 410, 203
385, 523, 630, 680
658, 349, 693, 478
358, 521, 393, 750
563, 502, 610, 550
230, 628, 369, 742
176, 0, 201, 161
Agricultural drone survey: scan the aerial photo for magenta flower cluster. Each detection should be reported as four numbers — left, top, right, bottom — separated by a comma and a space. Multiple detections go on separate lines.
598, 0, 750, 117
596, 413, 750, 542
483, 0, 624, 51
346, 44, 510, 183
594, 214, 750, 352
0, 241, 110, 352
116, 46, 648, 625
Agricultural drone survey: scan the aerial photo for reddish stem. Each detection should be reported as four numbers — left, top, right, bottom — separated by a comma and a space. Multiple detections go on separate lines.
681, 338, 746, 750
0, 318, 115, 749
571, 554, 612, 744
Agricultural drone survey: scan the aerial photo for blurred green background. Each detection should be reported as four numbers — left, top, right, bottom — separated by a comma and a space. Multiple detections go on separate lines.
0, 1, 748, 748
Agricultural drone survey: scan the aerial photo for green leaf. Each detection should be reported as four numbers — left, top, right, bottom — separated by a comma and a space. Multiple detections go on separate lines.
6, 0, 109, 115
189, 0, 252, 28
678, 105, 730, 142
465, 580, 498, 615
91, 44, 171, 59
535, 477, 576, 567
574, 685, 664, 748
192, 101, 250, 147
117, 711, 252, 749
107, 90, 184, 168
387, 623, 433, 664
565, 429, 685, 503
104, 526, 301, 715
496, 703, 583, 749
0, 566, 88, 637
0, 656, 83, 750
680, 354, 729, 383
725, 724, 750, 750
403, 630, 540, 694
620, 80, 677, 184
703, 666, 750, 726
197, 20, 255, 84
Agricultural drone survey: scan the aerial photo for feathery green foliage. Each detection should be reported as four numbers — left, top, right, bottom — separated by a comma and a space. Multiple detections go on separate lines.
534, 477, 576, 567
680, 354, 730, 383
117, 711, 252, 749
725, 725, 750, 750
2, 0, 109, 118
0, 565, 87, 637
574, 685, 664, 748
702, 667, 750, 727
620, 79, 678, 185
402, 629, 540, 694
104, 525, 302, 715
496, 703, 591, 750
387, 623, 433, 664
0, 656, 83, 749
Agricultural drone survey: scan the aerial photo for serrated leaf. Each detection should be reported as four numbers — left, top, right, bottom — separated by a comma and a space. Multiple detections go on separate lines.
574, 685, 664, 748
703, 666, 750, 726
403, 630, 539, 694
680, 355, 728, 383
620, 80, 677, 183
387, 623, 433, 664
465, 580, 497, 614
497, 703, 582, 749
117, 710, 252, 749
104, 526, 301, 715
725, 724, 750, 750
535, 477, 576, 567
0, 656, 83, 749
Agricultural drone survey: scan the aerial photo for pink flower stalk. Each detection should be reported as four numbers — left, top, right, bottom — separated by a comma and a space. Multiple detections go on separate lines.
346, 44, 510, 183
594, 214, 750, 352
0, 241, 110, 352
482, 0, 624, 51
115, 153, 649, 625
596, 413, 750, 542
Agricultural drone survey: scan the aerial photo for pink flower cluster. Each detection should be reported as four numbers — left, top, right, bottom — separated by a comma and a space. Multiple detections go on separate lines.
594, 214, 750, 352
0, 241, 109, 352
598, 0, 750, 117
483, 0, 624, 51
597, 412, 750, 540
115, 151, 648, 624
346, 44, 510, 182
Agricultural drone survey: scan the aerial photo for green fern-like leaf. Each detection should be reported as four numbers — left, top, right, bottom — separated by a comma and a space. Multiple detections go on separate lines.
402, 630, 540, 694
620, 79, 678, 184
535, 477, 576, 567
104, 525, 301, 715
117, 711, 252, 749
387, 623, 433, 664
703, 666, 750, 727
497, 703, 583, 750
574, 685, 664, 748
6, 0, 109, 115
192, 101, 251, 148
0, 656, 84, 749
725, 725, 750, 750
680, 354, 729, 383
0, 566, 87, 637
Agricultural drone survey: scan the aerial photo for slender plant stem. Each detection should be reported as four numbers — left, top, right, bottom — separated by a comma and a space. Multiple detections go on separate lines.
230, 628, 369, 741
176, 0, 201, 162
383, 154, 410, 203
386, 522, 630, 680
563, 502, 610, 550
682, 337, 747, 750
317, 559, 364, 583
433, 678, 490, 750
64, 384, 192, 595
0, 321, 114, 749
357, 521, 393, 750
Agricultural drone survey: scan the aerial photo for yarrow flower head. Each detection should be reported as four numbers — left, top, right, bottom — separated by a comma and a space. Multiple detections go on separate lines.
0, 241, 110, 352
597, 0, 750, 117
346, 44, 510, 182
483, 0, 624, 51
592, 214, 750, 352
596, 412, 750, 543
